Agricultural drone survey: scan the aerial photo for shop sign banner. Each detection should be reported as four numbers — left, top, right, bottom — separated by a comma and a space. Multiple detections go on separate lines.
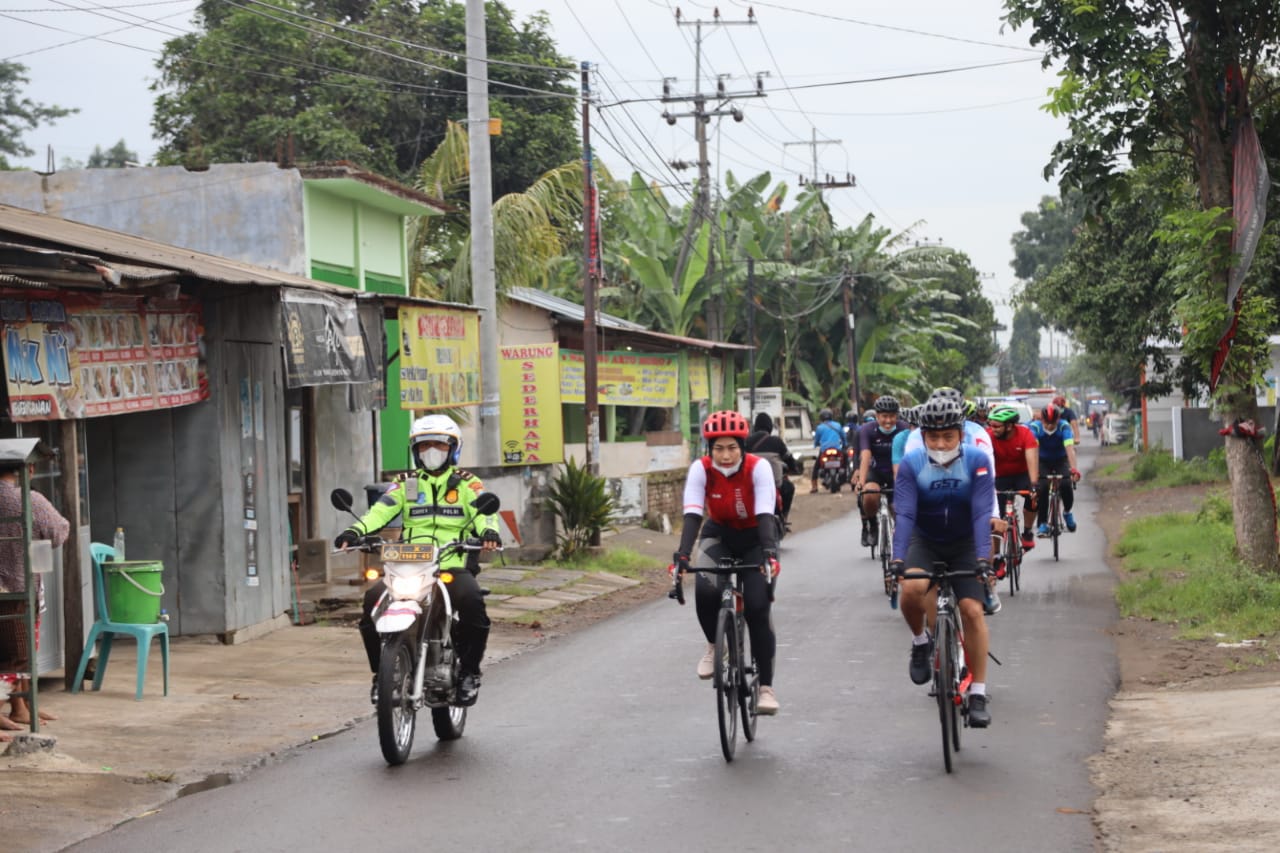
498, 344, 563, 465
688, 358, 710, 401
559, 349, 679, 406
280, 289, 373, 387
0, 290, 208, 421
397, 306, 481, 409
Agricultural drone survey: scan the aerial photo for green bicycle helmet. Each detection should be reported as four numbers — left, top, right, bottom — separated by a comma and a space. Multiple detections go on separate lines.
988, 404, 1020, 425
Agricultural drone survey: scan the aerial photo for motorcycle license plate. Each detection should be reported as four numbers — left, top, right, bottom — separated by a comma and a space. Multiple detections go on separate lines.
381, 543, 436, 562
823, 459, 843, 469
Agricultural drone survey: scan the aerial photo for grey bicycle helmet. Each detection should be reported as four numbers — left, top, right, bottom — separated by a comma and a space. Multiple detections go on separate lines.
929, 386, 963, 405
873, 395, 900, 414
918, 398, 964, 431
903, 405, 921, 428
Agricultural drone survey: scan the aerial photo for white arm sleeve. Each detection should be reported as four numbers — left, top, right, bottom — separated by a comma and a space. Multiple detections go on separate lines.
752, 459, 777, 515
682, 460, 707, 516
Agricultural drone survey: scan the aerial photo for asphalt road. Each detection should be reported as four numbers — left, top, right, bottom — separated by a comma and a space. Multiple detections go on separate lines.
73, 452, 1115, 853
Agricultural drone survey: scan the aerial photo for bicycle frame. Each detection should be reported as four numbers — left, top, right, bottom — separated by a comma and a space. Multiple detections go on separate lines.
996, 490, 1030, 596
1044, 474, 1064, 561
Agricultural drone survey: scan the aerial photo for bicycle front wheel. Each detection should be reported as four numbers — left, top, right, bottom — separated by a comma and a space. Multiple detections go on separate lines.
1003, 529, 1019, 596
737, 613, 757, 743
1050, 494, 1061, 561
935, 618, 954, 773
879, 512, 893, 593
714, 608, 739, 762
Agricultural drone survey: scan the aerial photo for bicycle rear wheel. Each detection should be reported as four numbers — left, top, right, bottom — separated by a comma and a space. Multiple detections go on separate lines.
949, 619, 963, 755
935, 618, 954, 773
714, 608, 739, 762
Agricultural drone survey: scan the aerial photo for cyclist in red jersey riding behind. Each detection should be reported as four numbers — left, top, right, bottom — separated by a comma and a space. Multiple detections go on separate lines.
986, 404, 1040, 561
671, 410, 782, 715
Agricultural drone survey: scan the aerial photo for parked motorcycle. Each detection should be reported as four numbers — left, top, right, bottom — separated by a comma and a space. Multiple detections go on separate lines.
330, 487, 501, 766
817, 447, 848, 493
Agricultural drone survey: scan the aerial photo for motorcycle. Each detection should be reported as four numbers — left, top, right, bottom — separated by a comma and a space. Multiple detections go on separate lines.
330, 487, 501, 766
818, 447, 848, 493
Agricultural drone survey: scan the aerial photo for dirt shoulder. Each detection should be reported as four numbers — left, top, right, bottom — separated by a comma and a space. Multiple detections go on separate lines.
1090, 453, 1280, 852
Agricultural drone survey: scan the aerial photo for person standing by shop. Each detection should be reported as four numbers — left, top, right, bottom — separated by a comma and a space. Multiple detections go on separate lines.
0, 450, 71, 727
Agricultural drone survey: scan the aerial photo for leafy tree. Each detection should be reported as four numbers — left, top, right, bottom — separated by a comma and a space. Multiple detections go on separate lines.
1007, 304, 1042, 387
1004, 0, 1280, 571
0, 61, 75, 169
151, 0, 578, 190
87, 139, 139, 169
1010, 192, 1083, 282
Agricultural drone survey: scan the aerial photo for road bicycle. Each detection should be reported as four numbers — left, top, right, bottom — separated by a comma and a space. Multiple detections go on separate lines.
893, 561, 981, 774
670, 556, 763, 762
863, 486, 895, 599
1043, 474, 1065, 561
995, 489, 1032, 596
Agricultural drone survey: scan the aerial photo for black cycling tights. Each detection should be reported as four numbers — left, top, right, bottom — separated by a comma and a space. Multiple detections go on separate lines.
692, 539, 776, 686
1036, 458, 1075, 524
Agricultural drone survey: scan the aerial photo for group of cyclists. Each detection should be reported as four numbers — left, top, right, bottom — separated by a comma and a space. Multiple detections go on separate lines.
667, 387, 1083, 730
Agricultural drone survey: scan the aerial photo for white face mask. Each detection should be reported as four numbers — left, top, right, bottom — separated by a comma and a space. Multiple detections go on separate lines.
927, 446, 962, 467
712, 461, 743, 478
419, 447, 450, 470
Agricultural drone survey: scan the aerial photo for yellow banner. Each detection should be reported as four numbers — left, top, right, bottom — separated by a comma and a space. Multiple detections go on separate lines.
689, 358, 710, 401
397, 307, 481, 410
499, 344, 563, 465
560, 349, 679, 406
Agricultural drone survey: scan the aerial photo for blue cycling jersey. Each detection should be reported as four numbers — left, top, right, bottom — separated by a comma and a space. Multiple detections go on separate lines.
892, 444, 993, 561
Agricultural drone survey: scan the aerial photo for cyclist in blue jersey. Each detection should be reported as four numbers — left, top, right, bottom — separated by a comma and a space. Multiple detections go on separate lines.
891, 397, 997, 728
1029, 403, 1081, 534
853, 395, 908, 547
891, 405, 919, 476
810, 407, 846, 493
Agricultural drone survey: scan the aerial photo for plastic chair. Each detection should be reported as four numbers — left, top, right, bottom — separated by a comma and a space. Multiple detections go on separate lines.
71, 542, 169, 700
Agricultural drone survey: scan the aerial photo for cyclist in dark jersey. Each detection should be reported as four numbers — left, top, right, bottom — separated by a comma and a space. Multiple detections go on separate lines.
746, 411, 800, 524
853, 395, 908, 547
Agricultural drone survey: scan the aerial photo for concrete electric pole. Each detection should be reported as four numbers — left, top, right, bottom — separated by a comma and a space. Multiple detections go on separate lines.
465, 0, 501, 467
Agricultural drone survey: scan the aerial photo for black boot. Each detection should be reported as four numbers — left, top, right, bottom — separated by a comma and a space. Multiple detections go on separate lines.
860, 518, 871, 547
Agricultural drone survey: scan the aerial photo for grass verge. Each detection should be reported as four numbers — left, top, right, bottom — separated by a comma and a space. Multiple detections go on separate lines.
1115, 503, 1280, 641
542, 547, 658, 579
1130, 448, 1228, 488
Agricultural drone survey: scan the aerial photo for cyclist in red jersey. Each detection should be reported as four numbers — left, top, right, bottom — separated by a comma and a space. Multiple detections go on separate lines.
986, 404, 1040, 555
671, 410, 782, 715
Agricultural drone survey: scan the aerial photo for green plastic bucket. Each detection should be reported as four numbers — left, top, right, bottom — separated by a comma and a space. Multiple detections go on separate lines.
105, 561, 164, 624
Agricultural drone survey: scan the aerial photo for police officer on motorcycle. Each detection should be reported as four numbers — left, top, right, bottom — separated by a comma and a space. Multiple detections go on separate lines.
334, 414, 501, 707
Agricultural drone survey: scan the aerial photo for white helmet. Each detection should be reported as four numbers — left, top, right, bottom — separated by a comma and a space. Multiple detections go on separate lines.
409, 414, 462, 469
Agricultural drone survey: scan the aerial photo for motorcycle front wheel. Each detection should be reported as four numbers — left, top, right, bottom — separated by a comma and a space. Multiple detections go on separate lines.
377, 634, 417, 766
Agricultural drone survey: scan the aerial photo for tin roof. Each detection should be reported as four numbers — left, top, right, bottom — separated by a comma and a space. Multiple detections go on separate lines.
505, 286, 752, 353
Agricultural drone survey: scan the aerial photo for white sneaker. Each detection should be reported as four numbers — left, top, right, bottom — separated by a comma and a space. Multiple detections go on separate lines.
757, 686, 779, 715
696, 644, 715, 680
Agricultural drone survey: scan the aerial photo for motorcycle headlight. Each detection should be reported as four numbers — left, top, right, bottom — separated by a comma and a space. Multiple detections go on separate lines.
383, 563, 430, 599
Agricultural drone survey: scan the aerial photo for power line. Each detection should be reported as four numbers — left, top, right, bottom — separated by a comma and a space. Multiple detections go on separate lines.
727, 0, 1043, 55
599, 57, 1042, 107
2, 0, 191, 10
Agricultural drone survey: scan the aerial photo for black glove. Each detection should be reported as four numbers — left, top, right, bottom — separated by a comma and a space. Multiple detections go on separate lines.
889, 559, 906, 577
333, 528, 360, 550
672, 551, 691, 574
482, 529, 502, 546
976, 558, 992, 578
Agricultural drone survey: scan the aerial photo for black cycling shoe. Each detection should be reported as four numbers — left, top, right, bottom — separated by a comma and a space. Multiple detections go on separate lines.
968, 693, 991, 728
909, 636, 934, 685
456, 672, 481, 707
860, 521, 871, 547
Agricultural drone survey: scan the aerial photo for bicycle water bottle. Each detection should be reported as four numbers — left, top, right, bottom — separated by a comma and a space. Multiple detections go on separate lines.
113, 526, 126, 560
159, 608, 169, 623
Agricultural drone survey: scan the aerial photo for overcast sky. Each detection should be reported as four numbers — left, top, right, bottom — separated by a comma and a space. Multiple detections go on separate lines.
1, 0, 1071, 347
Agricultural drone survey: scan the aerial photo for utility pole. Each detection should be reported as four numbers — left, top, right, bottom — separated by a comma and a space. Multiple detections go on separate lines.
747, 257, 756, 415
581, 62, 601, 477
784, 127, 856, 190
465, 0, 500, 467
662, 6, 765, 341
843, 268, 860, 415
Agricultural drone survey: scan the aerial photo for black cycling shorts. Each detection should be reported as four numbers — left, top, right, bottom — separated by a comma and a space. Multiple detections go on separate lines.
903, 533, 984, 603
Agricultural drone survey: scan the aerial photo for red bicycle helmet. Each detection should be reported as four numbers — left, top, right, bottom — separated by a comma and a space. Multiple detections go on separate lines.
1043, 404, 1060, 425
702, 410, 750, 440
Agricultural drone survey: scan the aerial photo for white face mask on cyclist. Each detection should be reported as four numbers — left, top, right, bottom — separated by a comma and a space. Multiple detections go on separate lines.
712, 461, 743, 478
927, 446, 962, 467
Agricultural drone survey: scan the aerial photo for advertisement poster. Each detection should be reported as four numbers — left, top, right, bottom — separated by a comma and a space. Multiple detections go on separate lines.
689, 358, 709, 401
397, 306, 481, 410
280, 289, 374, 387
559, 349, 679, 406
1, 290, 207, 422
498, 344, 563, 465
